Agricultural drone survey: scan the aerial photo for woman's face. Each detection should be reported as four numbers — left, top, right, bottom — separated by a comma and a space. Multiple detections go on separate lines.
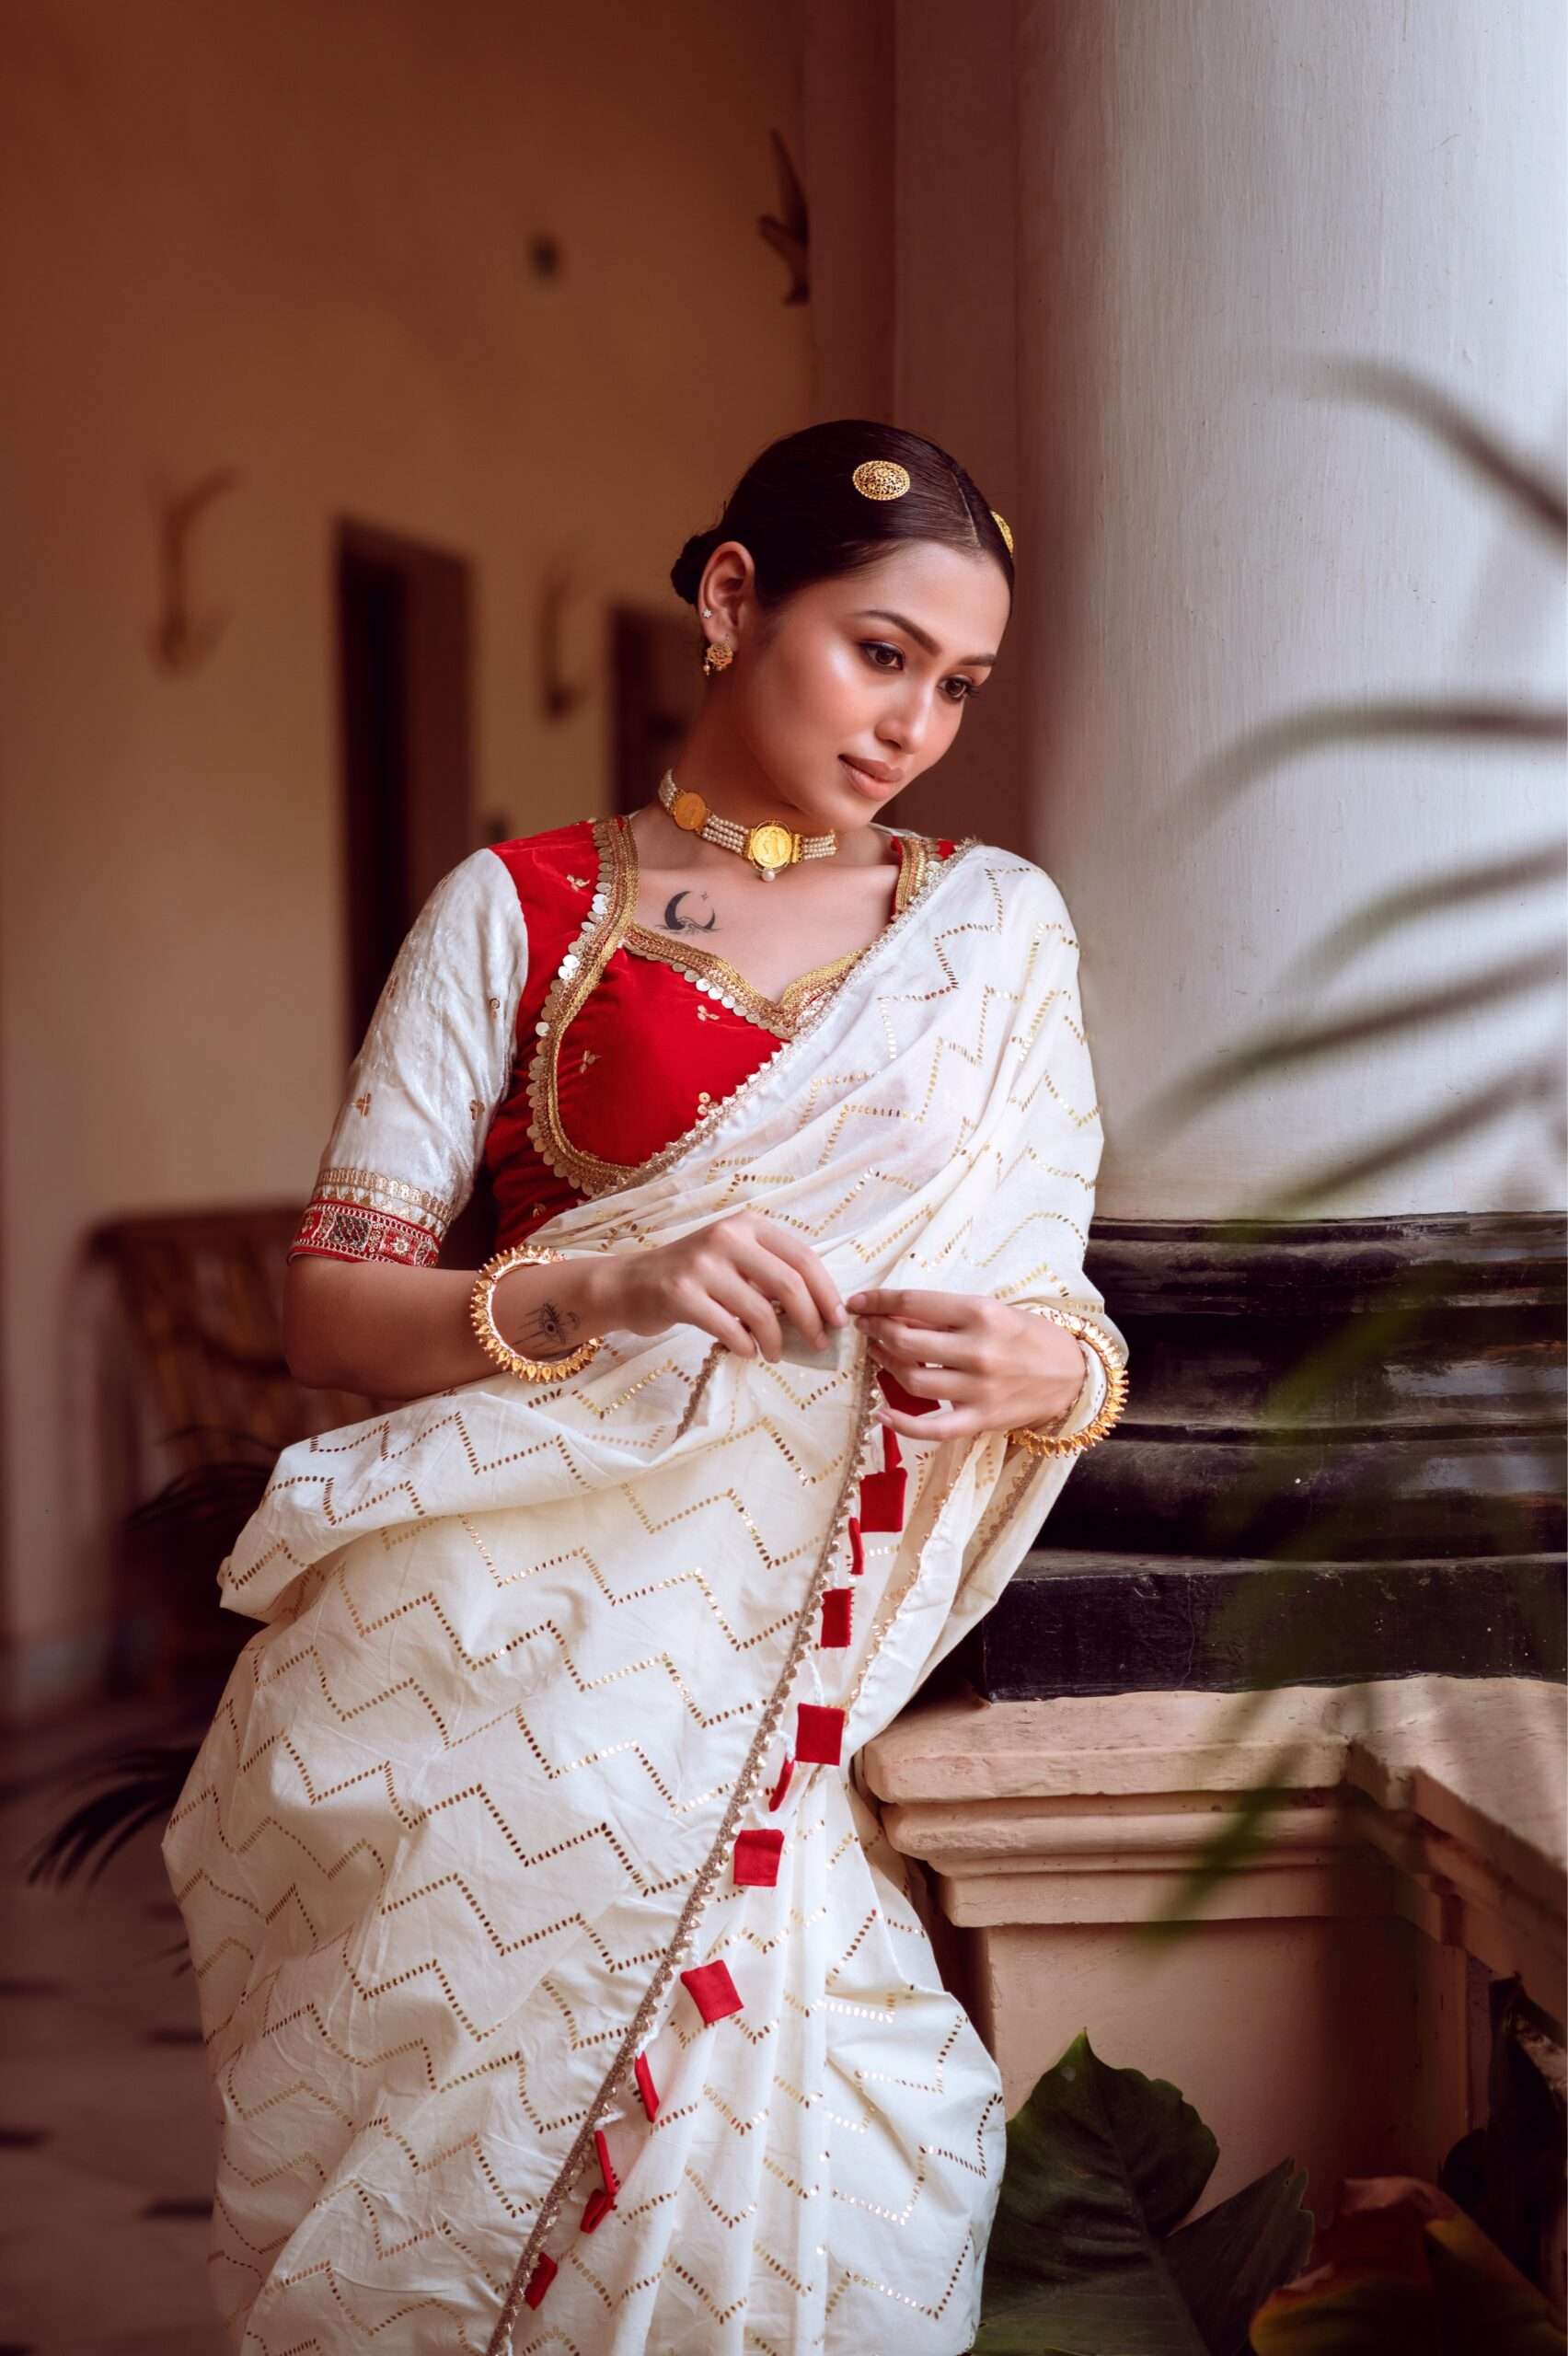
699, 537, 1011, 832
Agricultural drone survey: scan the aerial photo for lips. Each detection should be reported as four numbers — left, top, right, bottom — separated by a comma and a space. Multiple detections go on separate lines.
840, 756, 901, 791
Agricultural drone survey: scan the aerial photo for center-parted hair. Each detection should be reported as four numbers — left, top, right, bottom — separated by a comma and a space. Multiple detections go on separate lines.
669, 420, 1014, 618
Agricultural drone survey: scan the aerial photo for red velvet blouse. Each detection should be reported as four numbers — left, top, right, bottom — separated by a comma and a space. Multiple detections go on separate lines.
290, 815, 956, 1269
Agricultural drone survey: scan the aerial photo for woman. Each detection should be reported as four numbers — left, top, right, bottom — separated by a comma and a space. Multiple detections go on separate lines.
163, 419, 1128, 2356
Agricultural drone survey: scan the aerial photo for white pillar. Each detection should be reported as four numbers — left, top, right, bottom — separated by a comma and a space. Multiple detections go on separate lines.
816, 0, 1567, 1218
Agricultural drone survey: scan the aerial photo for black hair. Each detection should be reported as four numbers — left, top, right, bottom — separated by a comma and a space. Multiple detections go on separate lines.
669, 419, 1013, 618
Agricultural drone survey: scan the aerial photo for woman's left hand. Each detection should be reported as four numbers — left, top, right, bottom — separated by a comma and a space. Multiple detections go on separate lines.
846, 1288, 1090, 1443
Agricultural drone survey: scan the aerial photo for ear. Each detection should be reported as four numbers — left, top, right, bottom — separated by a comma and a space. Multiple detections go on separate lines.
699, 538, 756, 635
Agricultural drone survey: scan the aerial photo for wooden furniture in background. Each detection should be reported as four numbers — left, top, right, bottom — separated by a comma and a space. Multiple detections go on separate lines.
89, 1204, 383, 1697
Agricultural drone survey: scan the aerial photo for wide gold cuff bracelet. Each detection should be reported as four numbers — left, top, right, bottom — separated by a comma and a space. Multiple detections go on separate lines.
469, 1243, 602, 1382
1007, 1303, 1128, 1459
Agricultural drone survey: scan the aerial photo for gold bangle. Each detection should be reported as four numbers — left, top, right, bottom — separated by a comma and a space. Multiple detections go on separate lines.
469, 1243, 602, 1382
1007, 1303, 1128, 1458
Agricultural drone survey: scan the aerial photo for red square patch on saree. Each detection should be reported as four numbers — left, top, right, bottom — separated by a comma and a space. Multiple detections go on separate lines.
878, 1368, 940, 1417
859, 1421, 908, 1530
820, 1588, 853, 1646
733, 1827, 785, 1887
796, 1703, 845, 1765
859, 1467, 907, 1530
680, 1958, 744, 2023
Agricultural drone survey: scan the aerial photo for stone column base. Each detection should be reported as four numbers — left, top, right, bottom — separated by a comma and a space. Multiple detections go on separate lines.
862, 1676, 1565, 2216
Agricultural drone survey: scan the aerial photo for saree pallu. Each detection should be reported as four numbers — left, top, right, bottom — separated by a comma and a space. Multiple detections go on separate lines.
163, 842, 1124, 2354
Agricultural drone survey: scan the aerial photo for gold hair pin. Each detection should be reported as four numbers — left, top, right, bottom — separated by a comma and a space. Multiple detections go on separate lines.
851, 460, 911, 501
990, 509, 1014, 554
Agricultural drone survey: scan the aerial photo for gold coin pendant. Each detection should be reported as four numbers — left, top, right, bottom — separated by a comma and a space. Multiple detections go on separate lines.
747, 823, 795, 875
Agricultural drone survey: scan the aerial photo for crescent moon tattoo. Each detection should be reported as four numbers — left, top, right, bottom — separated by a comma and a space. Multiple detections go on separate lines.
662, 889, 719, 934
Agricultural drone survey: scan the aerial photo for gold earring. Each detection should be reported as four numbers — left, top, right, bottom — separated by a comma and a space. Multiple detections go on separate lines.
702, 641, 733, 676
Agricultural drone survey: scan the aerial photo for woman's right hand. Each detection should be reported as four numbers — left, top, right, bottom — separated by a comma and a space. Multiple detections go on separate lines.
584, 1210, 847, 1362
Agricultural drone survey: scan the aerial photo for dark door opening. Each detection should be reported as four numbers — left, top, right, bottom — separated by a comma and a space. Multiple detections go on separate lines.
335, 521, 491, 1264
335, 521, 475, 1054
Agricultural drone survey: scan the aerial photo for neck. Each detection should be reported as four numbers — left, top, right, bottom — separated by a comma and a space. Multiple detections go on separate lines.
666, 713, 814, 836
654, 706, 888, 871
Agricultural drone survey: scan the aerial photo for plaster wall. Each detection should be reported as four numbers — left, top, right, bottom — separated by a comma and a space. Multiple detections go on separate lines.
0, 0, 809, 1699
855, 0, 1566, 1219
1016, 0, 1567, 1220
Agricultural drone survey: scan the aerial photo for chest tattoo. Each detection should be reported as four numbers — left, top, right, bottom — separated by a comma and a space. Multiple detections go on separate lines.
661, 889, 720, 935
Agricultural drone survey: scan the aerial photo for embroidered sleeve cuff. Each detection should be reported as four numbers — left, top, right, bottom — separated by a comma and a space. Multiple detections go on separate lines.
287, 1167, 455, 1268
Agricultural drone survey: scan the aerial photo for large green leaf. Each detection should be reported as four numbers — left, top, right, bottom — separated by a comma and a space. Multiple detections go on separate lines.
1165, 2158, 1315, 2352
974, 2030, 1312, 2354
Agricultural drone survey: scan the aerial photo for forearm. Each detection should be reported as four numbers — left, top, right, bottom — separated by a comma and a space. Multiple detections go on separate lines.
283, 1252, 614, 1401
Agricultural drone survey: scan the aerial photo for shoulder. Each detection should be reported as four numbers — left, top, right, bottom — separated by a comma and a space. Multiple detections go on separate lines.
482, 817, 605, 922
409, 845, 529, 942
946, 839, 1080, 943
390, 848, 531, 995
421, 817, 604, 930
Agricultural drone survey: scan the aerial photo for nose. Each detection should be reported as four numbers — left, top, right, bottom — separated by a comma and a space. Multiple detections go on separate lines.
878, 675, 943, 759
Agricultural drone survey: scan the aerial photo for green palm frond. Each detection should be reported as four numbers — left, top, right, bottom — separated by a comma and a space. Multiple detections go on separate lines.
23, 1743, 201, 1892
1279, 840, 1566, 994
1139, 953, 1562, 1140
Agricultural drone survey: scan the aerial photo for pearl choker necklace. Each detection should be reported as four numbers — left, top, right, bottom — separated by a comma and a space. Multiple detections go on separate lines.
657, 769, 837, 883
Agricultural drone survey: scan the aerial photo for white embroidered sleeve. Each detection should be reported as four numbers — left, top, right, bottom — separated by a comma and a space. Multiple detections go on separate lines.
289, 849, 527, 1268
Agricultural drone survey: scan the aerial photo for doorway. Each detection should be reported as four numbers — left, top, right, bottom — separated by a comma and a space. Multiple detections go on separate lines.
334, 521, 475, 1054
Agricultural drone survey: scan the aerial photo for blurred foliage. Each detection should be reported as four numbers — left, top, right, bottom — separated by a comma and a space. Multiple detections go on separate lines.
1249, 2172, 1565, 2354
974, 2029, 1312, 2355
1144, 362, 1566, 1214
1122, 364, 1565, 1937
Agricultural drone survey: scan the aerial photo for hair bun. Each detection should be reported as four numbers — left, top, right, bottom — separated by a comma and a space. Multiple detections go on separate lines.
670, 528, 717, 606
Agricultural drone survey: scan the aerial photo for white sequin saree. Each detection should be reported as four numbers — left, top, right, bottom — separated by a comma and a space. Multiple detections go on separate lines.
163, 841, 1124, 2355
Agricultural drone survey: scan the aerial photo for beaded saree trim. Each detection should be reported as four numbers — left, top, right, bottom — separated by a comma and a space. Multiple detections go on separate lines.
620, 928, 864, 1038
481, 1351, 882, 2353
523, 816, 642, 1198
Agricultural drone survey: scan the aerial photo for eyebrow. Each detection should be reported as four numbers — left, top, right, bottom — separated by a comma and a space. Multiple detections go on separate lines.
852, 609, 997, 667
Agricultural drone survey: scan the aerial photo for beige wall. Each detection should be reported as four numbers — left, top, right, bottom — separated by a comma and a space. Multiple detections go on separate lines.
1009, 0, 1566, 1222
811, 0, 1567, 1222
0, 0, 808, 1706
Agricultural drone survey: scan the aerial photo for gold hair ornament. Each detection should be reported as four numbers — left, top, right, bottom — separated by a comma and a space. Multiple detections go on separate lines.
469, 1243, 602, 1381
1006, 1305, 1127, 1456
990, 509, 1014, 554
851, 459, 911, 501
